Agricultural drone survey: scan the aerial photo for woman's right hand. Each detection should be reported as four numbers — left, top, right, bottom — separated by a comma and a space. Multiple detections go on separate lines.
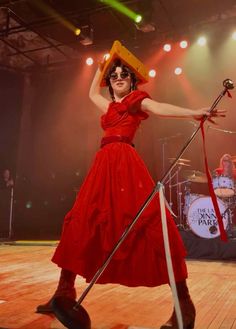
193, 107, 227, 124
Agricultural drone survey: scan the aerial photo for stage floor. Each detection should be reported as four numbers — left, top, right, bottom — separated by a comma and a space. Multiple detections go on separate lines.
0, 244, 236, 329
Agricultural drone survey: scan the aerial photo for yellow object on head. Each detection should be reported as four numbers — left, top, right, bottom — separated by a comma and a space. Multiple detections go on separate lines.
99, 40, 149, 87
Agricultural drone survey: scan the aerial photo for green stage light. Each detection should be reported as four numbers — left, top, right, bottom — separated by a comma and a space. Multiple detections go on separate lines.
100, 0, 142, 23
135, 15, 142, 23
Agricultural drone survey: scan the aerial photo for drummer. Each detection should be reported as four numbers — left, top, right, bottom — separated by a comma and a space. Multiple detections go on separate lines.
214, 154, 236, 179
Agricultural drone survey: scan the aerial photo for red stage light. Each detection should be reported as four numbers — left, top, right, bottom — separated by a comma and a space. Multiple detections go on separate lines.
163, 44, 171, 52
86, 57, 94, 65
149, 69, 156, 78
180, 40, 188, 48
175, 67, 182, 75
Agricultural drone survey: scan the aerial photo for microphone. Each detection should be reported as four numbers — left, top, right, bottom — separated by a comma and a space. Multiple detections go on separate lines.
223, 79, 234, 90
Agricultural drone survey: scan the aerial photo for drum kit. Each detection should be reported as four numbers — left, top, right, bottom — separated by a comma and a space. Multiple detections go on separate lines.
166, 157, 236, 239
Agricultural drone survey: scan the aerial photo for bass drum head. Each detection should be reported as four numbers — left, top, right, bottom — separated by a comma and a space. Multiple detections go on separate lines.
187, 196, 228, 239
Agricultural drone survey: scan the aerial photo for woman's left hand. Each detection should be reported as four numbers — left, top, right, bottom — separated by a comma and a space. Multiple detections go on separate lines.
193, 108, 227, 124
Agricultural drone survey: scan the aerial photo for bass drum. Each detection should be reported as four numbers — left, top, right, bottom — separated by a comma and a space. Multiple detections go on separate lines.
183, 193, 204, 216
187, 196, 228, 239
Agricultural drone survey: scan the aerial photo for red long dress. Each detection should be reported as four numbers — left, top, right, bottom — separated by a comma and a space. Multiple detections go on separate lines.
52, 90, 188, 287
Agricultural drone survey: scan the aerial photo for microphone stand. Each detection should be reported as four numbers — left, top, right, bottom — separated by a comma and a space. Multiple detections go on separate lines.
159, 133, 182, 211
158, 133, 182, 177
8, 186, 14, 239
51, 79, 234, 329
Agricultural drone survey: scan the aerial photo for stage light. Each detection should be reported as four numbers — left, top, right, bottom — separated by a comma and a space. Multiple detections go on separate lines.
78, 25, 94, 46
26, 201, 32, 209
135, 15, 142, 23
197, 36, 207, 46
149, 69, 156, 78
86, 57, 94, 66
30, 0, 78, 34
163, 44, 171, 52
75, 28, 81, 36
175, 67, 182, 75
180, 40, 188, 48
103, 53, 110, 61
100, 0, 142, 23
232, 31, 236, 40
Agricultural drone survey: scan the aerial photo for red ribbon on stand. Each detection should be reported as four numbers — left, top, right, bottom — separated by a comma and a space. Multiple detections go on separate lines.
226, 90, 232, 98
200, 120, 228, 242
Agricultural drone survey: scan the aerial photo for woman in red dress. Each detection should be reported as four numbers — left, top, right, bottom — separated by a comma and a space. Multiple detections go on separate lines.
37, 59, 224, 328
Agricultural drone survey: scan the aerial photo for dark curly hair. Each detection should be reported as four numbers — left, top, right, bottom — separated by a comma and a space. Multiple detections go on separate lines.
105, 59, 138, 101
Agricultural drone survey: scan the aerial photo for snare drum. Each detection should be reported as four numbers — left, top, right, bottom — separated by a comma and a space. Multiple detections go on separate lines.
187, 196, 228, 239
213, 175, 235, 198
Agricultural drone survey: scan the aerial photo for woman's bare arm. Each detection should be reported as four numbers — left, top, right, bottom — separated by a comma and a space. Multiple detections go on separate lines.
89, 68, 110, 113
141, 98, 226, 122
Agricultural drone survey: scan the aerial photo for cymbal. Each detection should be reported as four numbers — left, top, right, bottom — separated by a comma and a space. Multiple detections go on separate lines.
178, 162, 191, 167
169, 158, 191, 162
184, 170, 207, 183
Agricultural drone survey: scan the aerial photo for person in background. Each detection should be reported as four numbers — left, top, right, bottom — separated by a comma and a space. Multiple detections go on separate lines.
0, 169, 14, 189
213, 153, 236, 233
214, 154, 236, 179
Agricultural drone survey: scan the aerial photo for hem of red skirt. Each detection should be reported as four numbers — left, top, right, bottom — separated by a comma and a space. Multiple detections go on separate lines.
51, 258, 188, 288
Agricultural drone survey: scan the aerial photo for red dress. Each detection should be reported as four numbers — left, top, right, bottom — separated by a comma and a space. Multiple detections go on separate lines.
52, 90, 187, 287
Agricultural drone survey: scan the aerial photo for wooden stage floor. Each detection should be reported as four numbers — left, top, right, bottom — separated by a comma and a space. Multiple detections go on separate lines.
0, 244, 236, 329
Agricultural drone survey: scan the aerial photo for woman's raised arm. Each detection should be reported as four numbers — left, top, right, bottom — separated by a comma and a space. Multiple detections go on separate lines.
89, 68, 110, 113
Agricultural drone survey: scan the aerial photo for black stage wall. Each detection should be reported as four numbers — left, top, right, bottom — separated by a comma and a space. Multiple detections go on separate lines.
180, 230, 236, 260
0, 69, 23, 239
0, 69, 23, 173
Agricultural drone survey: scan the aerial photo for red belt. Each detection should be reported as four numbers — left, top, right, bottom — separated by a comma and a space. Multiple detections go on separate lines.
101, 135, 134, 148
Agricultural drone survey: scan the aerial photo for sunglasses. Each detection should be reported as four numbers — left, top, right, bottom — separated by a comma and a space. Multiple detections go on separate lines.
109, 71, 130, 81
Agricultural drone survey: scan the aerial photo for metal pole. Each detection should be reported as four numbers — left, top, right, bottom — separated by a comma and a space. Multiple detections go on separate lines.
8, 187, 14, 239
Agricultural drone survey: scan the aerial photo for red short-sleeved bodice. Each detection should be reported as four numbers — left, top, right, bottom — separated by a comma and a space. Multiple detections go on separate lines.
215, 168, 236, 180
52, 90, 187, 287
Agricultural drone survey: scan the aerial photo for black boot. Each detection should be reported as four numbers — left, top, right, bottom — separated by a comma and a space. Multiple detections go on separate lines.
160, 280, 196, 329
36, 269, 77, 314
